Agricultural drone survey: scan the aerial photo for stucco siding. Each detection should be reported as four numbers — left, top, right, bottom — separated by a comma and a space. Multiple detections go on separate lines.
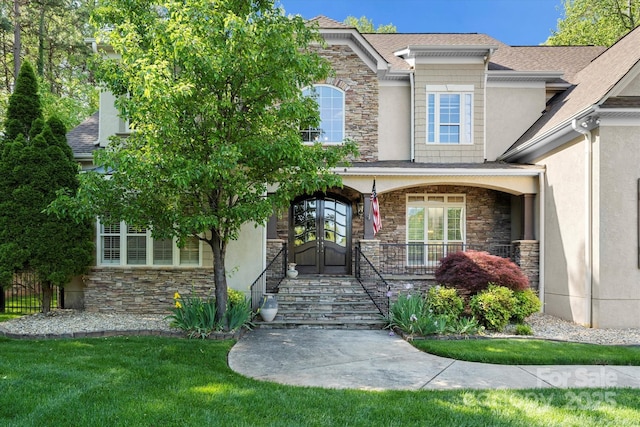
486, 85, 546, 161
620, 72, 640, 95
592, 125, 640, 327
378, 84, 411, 161
536, 137, 590, 325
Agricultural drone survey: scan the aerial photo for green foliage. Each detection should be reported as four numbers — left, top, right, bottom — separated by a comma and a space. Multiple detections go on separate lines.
514, 324, 534, 336
546, 0, 640, 46
426, 286, 464, 319
386, 293, 451, 336
4, 61, 42, 142
0, 64, 93, 303
445, 316, 485, 335
53, 0, 357, 324
167, 290, 252, 338
512, 289, 542, 323
470, 285, 516, 332
343, 16, 397, 33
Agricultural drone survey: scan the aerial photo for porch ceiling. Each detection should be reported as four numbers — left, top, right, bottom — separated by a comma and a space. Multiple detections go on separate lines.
336, 162, 543, 195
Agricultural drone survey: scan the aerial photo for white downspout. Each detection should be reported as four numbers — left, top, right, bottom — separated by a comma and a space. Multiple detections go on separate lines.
572, 118, 593, 327
410, 72, 415, 162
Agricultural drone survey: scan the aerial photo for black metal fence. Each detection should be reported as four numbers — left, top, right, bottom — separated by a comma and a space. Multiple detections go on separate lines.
380, 243, 513, 276
355, 246, 390, 317
0, 272, 63, 314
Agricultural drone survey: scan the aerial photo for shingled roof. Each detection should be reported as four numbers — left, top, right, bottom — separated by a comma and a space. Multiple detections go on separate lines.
66, 112, 99, 158
507, 24, 640, 152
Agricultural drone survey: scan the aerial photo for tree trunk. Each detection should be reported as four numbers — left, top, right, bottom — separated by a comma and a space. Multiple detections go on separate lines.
41, 282, 52, 314
210, 231, 228, 330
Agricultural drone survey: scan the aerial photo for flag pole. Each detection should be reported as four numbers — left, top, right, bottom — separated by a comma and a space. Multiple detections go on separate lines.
367, 177, 376, 220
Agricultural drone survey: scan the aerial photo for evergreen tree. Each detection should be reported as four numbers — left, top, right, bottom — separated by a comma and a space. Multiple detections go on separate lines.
0, 63, 93, 313
3, 61, 41, 142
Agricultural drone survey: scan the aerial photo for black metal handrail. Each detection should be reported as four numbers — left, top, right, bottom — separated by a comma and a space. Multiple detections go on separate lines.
380, 243, 513, 276
249, 245, 287, 311
355, 245, 390, 318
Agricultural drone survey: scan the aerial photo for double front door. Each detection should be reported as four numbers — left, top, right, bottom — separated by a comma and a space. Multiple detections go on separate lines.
291, 195, 351, 275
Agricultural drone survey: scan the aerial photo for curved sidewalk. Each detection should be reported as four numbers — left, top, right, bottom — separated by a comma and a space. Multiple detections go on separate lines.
228, 329, 640, 390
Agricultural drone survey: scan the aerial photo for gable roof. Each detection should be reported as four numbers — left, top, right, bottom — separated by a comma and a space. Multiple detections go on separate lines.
503, 25, 640, 159
307, 15, 351, 29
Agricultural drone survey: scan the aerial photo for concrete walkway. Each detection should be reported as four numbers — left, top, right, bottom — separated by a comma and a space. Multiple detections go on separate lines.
228, 329, 640, 390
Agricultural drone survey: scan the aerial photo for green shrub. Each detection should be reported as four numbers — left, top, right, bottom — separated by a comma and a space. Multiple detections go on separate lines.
386, 293, 449, 336
445, 316, 485, 335
167, 289, 253, 338
470, 285, 516, 332
515, 324, 534, 336
512, 289, 542, 323
435, 250, 530, 296
426, 286, 464, 319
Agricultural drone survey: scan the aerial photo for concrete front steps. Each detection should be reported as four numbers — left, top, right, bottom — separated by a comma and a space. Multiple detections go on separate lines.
255, 276, 386, 330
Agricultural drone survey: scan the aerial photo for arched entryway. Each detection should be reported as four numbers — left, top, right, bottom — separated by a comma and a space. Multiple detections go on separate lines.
290, 193, 352, 275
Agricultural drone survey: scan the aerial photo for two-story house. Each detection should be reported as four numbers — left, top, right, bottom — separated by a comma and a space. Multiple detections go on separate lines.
67, 16, 640, 328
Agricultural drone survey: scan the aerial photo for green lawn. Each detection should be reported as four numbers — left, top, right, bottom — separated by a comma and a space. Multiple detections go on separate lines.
0, 313, 21, 322
413, 338, 640, 365
0, 336, 638, 426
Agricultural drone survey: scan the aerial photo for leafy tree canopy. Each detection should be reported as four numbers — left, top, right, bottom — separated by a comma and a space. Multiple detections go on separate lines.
51, 0, 357, 324
546, 0, 640, 46
343, 16, 397, 33
3, 61, 41, 141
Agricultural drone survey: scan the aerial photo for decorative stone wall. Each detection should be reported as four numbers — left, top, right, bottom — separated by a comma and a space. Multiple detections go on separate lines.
512, 240, 540, 291
83, 267, 217, 315
373, 185, 511, 245
314, 44, 379, 162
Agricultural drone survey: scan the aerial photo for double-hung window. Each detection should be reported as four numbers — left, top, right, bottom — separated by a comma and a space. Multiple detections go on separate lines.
406, 194, 465, 265
426, 85, 473, 144
98, 221, 201, 266
301, 84, 345, 144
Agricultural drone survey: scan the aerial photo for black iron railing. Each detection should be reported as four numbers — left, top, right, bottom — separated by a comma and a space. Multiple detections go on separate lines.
1, 272, 62, 313
355, 245, 390, 318
380, 243, 513, 276
249, 245, 287, 311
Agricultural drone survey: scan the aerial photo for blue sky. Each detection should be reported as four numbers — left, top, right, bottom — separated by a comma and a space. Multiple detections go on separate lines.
278, 0, 565, 46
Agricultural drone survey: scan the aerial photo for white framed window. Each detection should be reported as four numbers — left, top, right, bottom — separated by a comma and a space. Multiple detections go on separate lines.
98, 220, 202, 267
406, 194, 466, 266
426, 85, 473, 144
301, 84, 345, 144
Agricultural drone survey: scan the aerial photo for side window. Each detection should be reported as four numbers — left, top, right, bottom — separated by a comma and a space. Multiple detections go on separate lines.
427, 89, 473, 144
301, 85, 345, 144
97, 220, 201, 267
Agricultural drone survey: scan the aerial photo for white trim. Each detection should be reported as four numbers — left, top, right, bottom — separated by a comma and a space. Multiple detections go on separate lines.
336, 166, 544, 177
426, 89, 474, 145
301, 84, 345, 145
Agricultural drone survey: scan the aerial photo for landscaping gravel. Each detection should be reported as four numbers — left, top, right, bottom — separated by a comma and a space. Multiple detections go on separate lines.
1, 310, 639, 345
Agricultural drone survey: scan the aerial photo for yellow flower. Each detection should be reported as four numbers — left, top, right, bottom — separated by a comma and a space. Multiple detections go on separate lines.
174, 292, 181, 300
175, 300, 182, 309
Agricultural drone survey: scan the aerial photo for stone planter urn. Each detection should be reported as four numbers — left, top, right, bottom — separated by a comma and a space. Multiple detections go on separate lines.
287, 262, 298, 279
260, 293, 278, 322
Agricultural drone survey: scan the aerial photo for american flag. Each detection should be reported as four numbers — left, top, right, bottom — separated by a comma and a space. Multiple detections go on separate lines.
371, 179, 381, 235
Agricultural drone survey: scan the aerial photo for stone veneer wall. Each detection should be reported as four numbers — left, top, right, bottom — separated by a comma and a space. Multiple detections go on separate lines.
512, 240, 540, 291
374, 185, 511, 245
84, 268, 217, 315
314, 44, 379, 162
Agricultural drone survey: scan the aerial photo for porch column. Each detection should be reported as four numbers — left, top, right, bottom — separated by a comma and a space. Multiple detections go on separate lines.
363, 194, 375, 239
512, 240, 540, 291
523, 193, 535, 240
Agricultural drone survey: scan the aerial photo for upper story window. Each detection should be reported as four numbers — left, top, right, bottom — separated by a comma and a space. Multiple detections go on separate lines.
426, 85, 473, 144
98, 220, 201, 267
301, 85, 345, 144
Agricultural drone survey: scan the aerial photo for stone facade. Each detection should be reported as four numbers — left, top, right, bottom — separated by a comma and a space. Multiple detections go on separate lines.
83, 267, 217, 315
512, 240, 540, 291
374, 185, 511, 246
315, 44, 379, 162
